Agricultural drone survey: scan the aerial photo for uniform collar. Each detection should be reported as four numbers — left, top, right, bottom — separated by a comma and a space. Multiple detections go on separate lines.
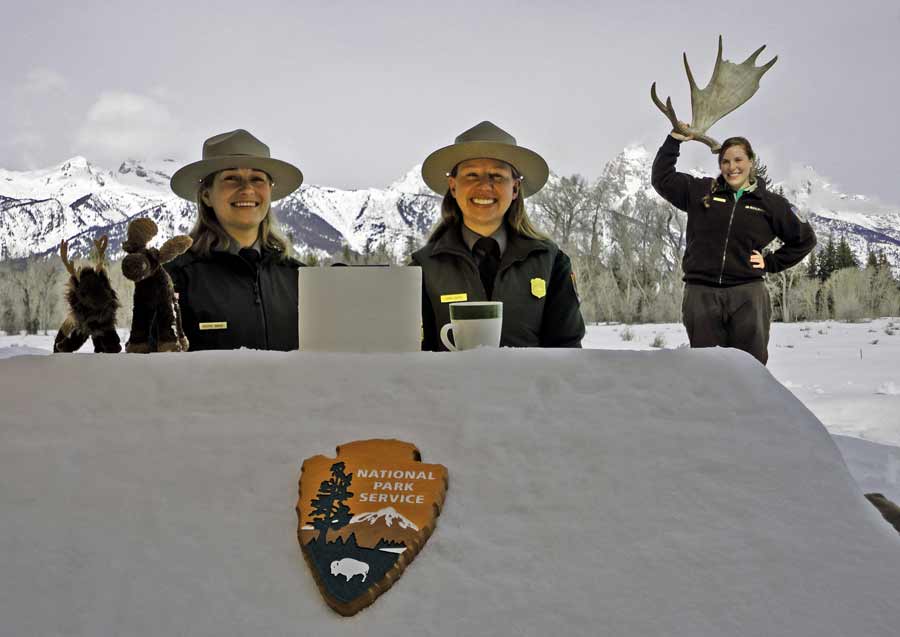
214, 238, 261, 256
461, 222, 508, 257
431, 222, 548, 267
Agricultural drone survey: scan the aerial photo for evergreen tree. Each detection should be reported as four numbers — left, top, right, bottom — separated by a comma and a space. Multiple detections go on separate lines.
309, 462, 354, 544
753, 157, 771, 189
866, 249, 880, 270
818, 235, 837, 282
752, 156, 784, 195
806, 250, 818, 279
836, 236, 858, 270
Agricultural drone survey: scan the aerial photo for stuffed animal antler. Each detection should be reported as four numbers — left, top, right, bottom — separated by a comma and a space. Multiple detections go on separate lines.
53, 236, 122, 353
121, 218, 193, 353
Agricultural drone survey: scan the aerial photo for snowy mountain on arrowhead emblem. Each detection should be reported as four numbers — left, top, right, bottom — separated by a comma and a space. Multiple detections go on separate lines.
328, 506, 420, 547
351, 506, 419, 530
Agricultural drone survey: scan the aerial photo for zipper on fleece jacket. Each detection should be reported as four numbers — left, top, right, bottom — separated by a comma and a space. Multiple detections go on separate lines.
253, 268, 269, 350
718, 197, 740, 285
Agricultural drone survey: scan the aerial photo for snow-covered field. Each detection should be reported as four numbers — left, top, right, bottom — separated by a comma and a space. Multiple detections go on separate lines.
583, 317, 900, 447
2, 336, 899, 635
4, 319, 899, 450
586, 318, 900, 502
3, 318, 898, 501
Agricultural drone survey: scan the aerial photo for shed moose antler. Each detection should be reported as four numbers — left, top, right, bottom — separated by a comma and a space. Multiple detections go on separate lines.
651, 35, 777, 152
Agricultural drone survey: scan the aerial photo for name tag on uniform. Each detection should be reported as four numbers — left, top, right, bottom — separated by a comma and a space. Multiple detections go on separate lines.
745, 205, 765, 212
713, 196, 728, 203
531, 278, 547, 299
199, 322, 228, 331
440, 293, 468, 303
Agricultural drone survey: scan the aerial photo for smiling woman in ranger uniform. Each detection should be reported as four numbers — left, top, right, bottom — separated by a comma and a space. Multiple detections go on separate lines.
411, 121, 585, 350
165, 129, 305, 351
651, 125, 816, 365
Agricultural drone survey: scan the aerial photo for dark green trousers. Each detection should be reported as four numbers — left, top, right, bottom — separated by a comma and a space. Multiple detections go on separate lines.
682, 280, 771, 365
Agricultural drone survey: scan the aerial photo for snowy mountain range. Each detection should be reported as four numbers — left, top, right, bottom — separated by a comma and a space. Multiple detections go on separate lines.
2, 150, 899, 270
0, 155, 439, 262
597, 146, 900, 271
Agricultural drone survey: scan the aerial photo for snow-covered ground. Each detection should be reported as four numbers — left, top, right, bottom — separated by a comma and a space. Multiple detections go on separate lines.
1, 340, 899, 635
3, 319, 899, 501
589, 318, 900, 502
583, 317, 900, 448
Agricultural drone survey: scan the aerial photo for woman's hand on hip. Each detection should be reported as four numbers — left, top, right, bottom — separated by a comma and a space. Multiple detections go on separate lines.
750, 250, 766, 270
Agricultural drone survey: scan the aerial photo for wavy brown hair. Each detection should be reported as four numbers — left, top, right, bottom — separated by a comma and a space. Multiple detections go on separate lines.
189, 171, 294, 258
427, 163, 548, 243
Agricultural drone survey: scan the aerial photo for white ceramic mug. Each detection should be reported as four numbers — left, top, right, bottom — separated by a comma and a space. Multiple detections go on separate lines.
439, 302, 503, 351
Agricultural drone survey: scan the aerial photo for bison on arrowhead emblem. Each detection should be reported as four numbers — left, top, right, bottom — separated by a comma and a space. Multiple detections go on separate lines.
297, 439, 448, 616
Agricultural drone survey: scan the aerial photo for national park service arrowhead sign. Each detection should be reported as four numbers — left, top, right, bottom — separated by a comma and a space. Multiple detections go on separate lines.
296, 439, 449, 616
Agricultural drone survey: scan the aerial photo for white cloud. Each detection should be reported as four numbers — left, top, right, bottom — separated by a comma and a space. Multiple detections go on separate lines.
19, 68, 68, 96
2, 68, 70, 167
74, 91, 181, 161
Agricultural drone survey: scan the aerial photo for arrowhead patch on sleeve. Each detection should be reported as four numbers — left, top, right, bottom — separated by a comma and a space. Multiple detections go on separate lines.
297, 439, 448, 616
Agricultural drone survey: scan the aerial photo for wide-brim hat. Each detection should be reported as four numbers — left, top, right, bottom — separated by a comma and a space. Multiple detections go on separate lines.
170, 129, 303, 201
421, 121, 549, 198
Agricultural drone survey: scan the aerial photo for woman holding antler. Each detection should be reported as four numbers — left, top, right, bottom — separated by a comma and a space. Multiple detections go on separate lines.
650, 37, 816, 365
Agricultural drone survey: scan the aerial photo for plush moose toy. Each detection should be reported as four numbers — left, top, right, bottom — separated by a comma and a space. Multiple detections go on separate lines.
53, 236, 122, 353
121, 218, 193, 353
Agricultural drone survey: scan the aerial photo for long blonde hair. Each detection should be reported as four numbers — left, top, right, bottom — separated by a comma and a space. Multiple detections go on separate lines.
189, 171, 294, 258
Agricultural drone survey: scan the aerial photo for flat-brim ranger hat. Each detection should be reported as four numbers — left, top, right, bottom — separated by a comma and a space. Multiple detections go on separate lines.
421, 121, 549, 198
170, 129, 303, 201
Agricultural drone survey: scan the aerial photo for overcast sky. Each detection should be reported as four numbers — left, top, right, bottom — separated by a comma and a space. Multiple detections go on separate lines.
3, 0, 899, 203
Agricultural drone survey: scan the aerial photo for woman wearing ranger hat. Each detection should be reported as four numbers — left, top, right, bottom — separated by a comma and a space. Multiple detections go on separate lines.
412, 121, 585, 350
165, 129, 305, 351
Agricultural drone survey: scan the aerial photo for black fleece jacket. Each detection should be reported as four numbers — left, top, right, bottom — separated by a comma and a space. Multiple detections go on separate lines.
164, 248, 303, 351
651, 135, 816, 287
411, 224, 585, 350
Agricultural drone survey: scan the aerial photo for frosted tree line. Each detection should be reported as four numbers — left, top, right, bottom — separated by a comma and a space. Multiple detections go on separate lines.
0, 254, 134, 336
1, 179, 898, 335
524, 165, 900, 325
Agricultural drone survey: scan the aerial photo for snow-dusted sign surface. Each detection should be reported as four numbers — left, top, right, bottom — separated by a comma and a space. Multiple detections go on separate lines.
0, 348, 898, 635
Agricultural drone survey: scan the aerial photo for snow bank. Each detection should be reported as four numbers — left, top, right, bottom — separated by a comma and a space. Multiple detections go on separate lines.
1, 348, 898, 635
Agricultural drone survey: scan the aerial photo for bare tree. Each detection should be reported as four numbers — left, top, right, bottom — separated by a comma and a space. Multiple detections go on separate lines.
531, 174, 594, 252
787, 276, 821, 321
32, 258, 63, 334
767, 265, 806, 323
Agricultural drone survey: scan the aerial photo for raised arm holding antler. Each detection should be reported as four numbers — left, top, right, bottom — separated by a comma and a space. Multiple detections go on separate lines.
651, 35, 777, 152
649, 37, 815, 366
